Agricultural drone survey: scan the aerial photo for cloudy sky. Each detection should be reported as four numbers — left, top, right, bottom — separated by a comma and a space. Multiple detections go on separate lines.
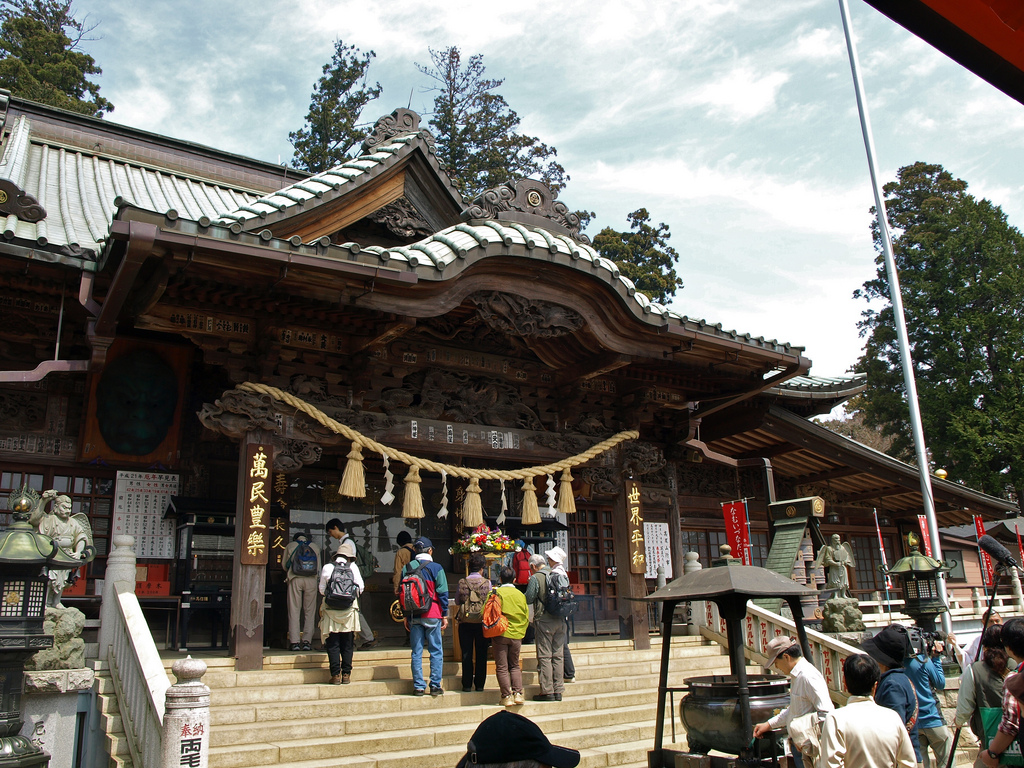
78, 0, 1024, 381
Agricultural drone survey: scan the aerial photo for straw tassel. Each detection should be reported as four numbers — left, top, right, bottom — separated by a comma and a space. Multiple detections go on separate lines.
462, 477, 484, 528
521, 477, 541, 525
402, 465, 425, 519
558, 468, 576, 516
339, 441, 366, 498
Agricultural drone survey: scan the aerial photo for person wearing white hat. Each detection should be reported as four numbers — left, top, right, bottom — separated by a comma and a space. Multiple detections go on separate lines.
753, 636, 833, 768
524, 547, 569, 701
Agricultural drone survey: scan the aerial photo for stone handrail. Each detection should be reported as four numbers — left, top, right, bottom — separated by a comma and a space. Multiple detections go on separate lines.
109, 585, 170, 768
698, 600, 861, 705
99, 535, 174, 768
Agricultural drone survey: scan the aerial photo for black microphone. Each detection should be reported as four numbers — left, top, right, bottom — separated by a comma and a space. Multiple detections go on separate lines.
979, 534, 1019, 569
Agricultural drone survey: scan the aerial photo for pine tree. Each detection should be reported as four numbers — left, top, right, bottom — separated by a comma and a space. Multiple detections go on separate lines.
854, 161, 1024, 500
289, 40, 382, 174
0, 0, 111, 116
592, 209, 683, 304
417, 46, 566, 199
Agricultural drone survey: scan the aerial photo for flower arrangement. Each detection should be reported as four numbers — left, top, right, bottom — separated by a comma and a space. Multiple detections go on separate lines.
449, 526, 521, 555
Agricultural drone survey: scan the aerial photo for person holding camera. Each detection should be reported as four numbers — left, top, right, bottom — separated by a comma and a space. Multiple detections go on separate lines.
906, 633, 953, 768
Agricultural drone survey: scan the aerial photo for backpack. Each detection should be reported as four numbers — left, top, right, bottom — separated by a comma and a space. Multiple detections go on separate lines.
482, 590, 508, 638
289, 540, 318, 576
512, 550, 531, 584
543, 570, 577, 618
323, 556, 358, 609
399, 561, 435, 618
357, 543, 378, 578
457, 577, 489, 623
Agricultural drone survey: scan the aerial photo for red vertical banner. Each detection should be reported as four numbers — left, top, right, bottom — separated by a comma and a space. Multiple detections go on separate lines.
917, 515, 933, 556
722, 500, 752, 565
1017, 525, 1024, 569
975, 515, 994, 587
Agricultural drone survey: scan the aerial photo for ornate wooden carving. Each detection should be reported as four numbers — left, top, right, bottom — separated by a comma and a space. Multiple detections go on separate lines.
0, 179, 46, 222
623, 441, 666, 477
461, 179, 591, 244
578, 467, 622, 498
375, 368, 544, 430
416, 315, 527, 356
470, 292, 583, 338
676, 461, 738, 498
367, 198, 432, 238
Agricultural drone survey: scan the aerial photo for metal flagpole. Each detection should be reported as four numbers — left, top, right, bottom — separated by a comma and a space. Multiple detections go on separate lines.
838, 0, 951, 635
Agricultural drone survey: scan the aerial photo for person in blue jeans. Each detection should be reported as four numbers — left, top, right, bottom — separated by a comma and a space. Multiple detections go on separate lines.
905, 633, 952, 768
402, 537, 449, 696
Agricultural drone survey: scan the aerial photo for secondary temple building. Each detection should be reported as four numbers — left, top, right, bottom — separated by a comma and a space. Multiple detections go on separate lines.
0, 92, 1016, 669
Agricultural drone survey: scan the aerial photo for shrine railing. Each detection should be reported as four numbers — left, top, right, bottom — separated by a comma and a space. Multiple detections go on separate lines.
698, 600, 860, 705
108, 583, 170, 768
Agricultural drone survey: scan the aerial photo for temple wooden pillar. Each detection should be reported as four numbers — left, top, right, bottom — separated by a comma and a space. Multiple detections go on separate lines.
230, 431, 274, 670
613, 478, 650, 650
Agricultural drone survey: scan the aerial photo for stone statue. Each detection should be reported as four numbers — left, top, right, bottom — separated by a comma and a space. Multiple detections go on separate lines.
813, 534, 856, 599
28, 489, 94, 608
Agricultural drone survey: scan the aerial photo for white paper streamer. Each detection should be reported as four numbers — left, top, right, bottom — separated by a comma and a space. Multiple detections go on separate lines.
545, 473, 557, 515
438, 470, 449, 519
497, 479, 508, 525
380, 454, 395, 505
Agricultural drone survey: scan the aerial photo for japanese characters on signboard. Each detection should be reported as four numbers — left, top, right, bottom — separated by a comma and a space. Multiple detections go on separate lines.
721, 500, 752, 565
626, 480, 646, 575
241, 444, 271, 565
113, 471, 178, 559
644, 521, 672, 579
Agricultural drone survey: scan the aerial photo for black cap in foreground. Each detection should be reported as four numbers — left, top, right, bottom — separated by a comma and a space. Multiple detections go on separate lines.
456, 711, 580, 768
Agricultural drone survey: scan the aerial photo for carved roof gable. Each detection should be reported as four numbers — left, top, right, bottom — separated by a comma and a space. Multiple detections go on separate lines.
214, 109, 465, 243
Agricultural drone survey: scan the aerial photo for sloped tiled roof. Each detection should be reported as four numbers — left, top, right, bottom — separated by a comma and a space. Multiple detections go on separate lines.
771, 374, 867, 396
0, 115, 260, 262
213, 128, 461, 230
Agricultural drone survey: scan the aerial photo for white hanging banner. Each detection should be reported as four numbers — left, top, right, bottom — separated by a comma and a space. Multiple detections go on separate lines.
545, 473, 557, 515
497, 479, 507, 525
437, 470, 449, 519
380, 454, 395, 505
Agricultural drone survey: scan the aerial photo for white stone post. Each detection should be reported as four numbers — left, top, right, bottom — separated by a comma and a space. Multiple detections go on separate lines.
972, 588, 983, 617
1011, 568, 1024, 614
163, 657, 210, 768
873, 590, 883, 615
684, 552, 703, 636
98, 535, 137, 660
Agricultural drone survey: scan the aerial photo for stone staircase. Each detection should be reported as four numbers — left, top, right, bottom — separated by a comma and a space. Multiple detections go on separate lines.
97, 635, 739, 768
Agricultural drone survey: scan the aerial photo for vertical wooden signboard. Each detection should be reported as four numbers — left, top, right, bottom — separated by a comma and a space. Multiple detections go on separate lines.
626, 480, 647, 574
241, 444, 271, 566
613, 478, 650, 649
231, 437, 273, 670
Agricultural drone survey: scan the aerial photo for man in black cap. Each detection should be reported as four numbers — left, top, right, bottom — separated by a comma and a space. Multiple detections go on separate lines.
861, 624, 923, 764
455, 710, 580, 768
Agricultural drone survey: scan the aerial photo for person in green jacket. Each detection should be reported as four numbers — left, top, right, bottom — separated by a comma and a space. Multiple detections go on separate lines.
493, 565, 529, 707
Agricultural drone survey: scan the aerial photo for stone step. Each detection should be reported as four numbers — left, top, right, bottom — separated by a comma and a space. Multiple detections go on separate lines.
206, 661, 746, 713
193, 647, 720, 688
200, 644, 727, 692
208, 715, 660, 768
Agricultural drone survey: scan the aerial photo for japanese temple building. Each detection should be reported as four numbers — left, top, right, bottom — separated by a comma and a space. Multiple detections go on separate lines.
0, 91, 1016, 670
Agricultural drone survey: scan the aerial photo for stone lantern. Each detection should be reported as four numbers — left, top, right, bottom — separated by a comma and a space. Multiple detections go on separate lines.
0, 489, 81, 768
880, 535, 952, 633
